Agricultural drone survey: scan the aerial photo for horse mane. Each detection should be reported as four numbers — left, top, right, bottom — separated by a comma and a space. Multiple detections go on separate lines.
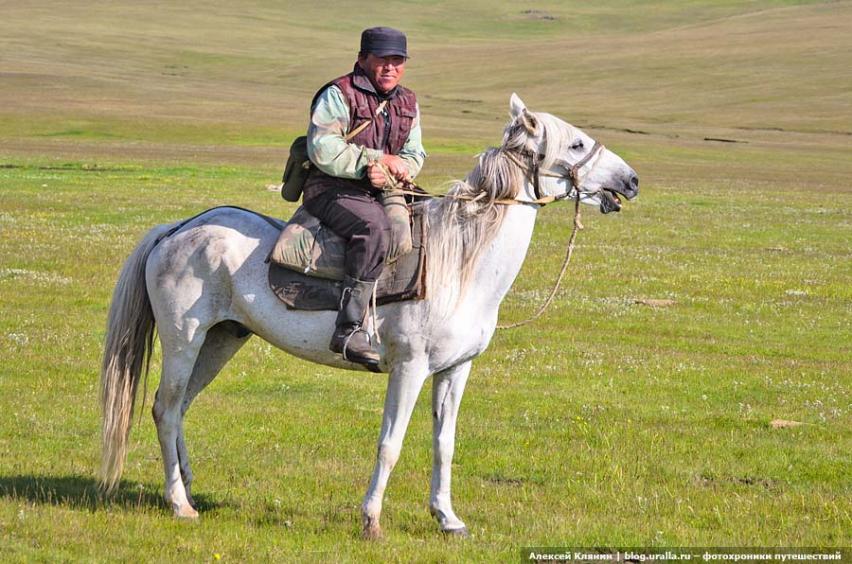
425, 110, 574, 313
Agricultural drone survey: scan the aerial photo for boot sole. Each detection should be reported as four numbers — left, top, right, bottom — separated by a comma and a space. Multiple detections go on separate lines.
342, 353, 382, 373
330, 337, 381, 372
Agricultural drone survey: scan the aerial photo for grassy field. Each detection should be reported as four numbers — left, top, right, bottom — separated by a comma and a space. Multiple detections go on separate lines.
1, 0, 850, 561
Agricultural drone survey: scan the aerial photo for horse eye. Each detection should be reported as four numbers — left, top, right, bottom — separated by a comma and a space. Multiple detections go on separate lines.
571, 141, 584, 150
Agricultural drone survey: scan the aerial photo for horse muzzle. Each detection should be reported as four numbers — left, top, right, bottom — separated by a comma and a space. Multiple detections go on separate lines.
600, 173, 639, 214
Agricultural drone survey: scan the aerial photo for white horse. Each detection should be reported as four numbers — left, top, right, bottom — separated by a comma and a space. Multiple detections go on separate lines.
99, 94, 638, 538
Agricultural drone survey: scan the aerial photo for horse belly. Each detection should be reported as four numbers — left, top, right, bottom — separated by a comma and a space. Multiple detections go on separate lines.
232, 289, 383, 372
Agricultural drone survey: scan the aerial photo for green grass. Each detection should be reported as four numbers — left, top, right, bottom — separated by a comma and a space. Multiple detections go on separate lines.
1, 0, 850, 561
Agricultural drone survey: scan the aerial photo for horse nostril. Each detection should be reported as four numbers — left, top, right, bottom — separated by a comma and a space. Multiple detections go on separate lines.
630, 175, 639, 193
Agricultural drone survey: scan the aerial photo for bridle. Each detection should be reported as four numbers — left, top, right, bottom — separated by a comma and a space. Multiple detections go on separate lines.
502, 140, 605, 206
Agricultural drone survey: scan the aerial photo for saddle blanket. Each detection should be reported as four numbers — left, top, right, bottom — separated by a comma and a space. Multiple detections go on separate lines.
268, 205, 427, 311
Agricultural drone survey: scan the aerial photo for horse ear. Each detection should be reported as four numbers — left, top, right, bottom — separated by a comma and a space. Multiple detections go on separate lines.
521, 110, 538, 134
509, 93, 538, 134
509, 93, 526, 118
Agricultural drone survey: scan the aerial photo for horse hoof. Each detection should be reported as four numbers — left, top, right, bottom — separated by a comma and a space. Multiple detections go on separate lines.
442, 526, 470, 538
362, 525, 383, 541
174, 505, 199, 520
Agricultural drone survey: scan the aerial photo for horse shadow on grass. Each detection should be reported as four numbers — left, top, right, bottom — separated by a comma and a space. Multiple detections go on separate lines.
0, 474, 224, 513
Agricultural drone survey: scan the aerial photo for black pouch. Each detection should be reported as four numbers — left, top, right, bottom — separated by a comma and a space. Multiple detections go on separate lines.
281, 136, 311, 202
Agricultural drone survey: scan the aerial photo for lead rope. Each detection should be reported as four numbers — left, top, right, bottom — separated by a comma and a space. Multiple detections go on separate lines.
496, 192, 584, 330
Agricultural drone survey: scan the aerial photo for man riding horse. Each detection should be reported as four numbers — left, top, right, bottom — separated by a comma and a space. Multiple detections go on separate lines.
302, 26, 425, 369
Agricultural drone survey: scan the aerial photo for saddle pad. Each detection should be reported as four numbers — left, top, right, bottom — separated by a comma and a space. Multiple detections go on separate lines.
268, 206, 427, 311
268, 191, 413, 281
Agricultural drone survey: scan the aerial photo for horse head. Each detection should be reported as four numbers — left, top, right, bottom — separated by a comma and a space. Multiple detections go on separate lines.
505, 93, 639, 213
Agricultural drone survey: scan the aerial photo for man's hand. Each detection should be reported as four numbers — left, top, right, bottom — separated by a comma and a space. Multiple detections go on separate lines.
367, 154, 411, 189
381, 154, 411, 182
367, 162, 388, 189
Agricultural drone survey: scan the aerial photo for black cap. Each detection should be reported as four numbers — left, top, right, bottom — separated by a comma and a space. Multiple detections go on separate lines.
360, 27, 408, 58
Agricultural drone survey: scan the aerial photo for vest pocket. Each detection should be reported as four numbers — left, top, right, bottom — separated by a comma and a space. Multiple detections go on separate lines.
395, 106, 417, 119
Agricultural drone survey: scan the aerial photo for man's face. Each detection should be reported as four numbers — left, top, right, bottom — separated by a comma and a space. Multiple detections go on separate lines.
358, 53, 406, 93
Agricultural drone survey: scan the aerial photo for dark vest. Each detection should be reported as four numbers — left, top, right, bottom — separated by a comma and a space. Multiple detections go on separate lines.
303, 64, 418, 200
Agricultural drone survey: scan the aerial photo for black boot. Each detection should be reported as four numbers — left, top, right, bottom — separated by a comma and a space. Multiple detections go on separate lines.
330, 276, 381, 371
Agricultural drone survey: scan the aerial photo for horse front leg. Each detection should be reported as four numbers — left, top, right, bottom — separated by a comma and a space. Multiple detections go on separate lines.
361, 360, 429, 540
430, 361, 471, 536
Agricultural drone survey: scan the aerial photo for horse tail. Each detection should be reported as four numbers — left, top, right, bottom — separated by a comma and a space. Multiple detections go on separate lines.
99, 223, 172, 493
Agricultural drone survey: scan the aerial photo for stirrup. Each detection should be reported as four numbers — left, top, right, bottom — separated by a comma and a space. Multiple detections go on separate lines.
341, 328, 372, 362
340, 329, 381, 372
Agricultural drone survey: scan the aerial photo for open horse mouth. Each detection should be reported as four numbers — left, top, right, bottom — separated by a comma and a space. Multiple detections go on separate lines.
600, 176, 639, 214
600, 189, 623, 213
601, 188, 630, 213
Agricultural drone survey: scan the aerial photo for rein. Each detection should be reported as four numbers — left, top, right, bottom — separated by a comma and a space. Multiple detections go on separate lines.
378, 140, 605, 208
375, 174, 557, 207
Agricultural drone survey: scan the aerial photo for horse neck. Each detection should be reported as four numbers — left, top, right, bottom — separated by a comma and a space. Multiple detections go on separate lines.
469, 201, 539, 307
423, 171, 540, 320
424, 197, 537, 320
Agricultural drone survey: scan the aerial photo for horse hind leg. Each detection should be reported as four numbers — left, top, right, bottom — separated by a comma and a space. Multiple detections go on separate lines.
153, 320, 250, 519
152, 335, 202, 519
176, 321, 251, 509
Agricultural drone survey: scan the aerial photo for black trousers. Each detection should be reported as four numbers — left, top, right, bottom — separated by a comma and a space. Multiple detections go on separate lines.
304, 187, 390, 282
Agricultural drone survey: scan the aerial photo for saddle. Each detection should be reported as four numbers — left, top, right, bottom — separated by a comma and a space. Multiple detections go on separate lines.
267, 202, 427, 311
